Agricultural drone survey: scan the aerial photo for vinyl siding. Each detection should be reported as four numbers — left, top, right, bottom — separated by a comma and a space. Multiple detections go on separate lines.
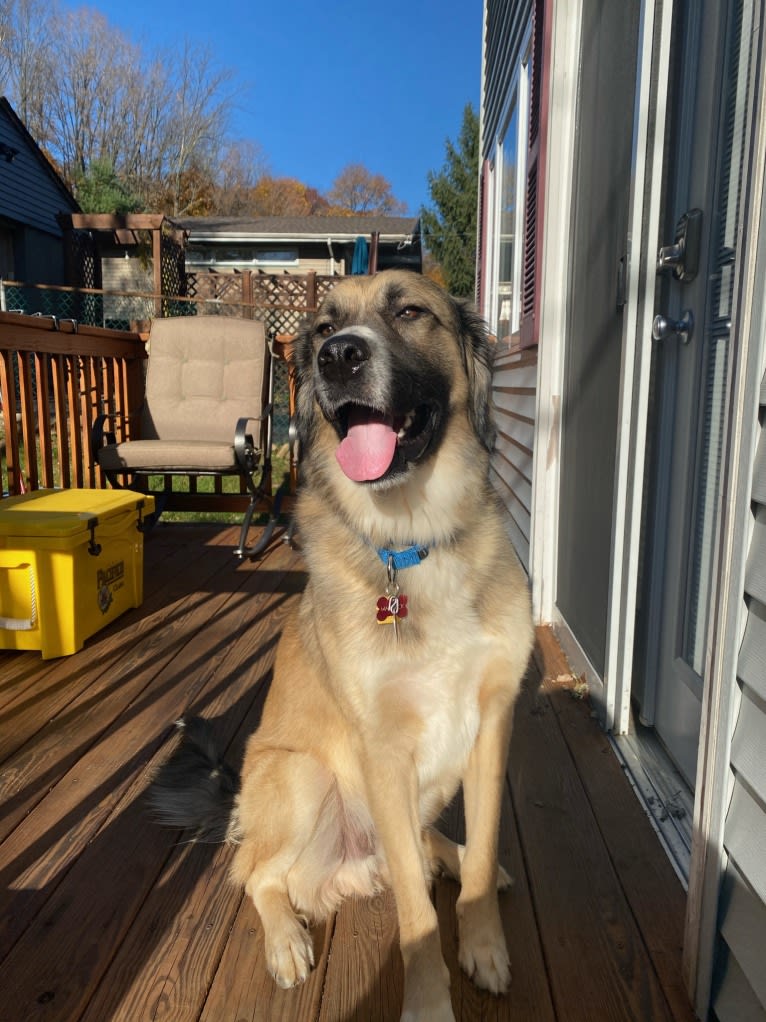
0, 108, 76, 237
712, 369, 766, 1021
491, 347, 536, 570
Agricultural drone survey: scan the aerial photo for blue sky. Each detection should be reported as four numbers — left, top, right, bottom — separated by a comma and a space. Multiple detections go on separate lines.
84, 0, 483, 216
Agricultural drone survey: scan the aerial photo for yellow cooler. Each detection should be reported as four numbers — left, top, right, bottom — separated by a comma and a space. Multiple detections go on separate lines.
0, 489, 154, 659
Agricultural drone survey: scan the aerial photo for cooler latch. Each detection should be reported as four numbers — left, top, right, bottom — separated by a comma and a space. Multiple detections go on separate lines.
87, 518, 102, 556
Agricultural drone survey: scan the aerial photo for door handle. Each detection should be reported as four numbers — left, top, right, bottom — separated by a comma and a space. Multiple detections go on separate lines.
652, 309, 694, 344
657, 209, 703, 282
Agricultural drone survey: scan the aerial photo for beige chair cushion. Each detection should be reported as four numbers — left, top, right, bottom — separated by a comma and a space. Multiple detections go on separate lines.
97, 439, 257, 472
140, 316, 267, 445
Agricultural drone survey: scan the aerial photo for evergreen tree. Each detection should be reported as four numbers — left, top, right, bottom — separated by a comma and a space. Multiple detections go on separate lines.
74, 158, 142, 214
420, 104, 479, 297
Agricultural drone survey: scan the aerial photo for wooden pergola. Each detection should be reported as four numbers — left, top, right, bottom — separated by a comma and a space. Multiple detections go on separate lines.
58, 213, 189, 315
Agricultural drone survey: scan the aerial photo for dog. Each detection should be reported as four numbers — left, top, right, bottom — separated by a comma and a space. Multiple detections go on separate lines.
151, 270, 533, 1021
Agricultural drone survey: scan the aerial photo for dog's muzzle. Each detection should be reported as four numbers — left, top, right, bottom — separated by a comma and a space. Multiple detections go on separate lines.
315, 332, 446, 485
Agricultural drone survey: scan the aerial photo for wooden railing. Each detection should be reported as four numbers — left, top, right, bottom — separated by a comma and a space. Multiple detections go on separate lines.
0, 311, 147, 496
1, 271, 340, 336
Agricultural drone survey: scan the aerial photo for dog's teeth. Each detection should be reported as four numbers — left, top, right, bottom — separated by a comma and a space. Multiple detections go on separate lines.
398, 412, 414, 439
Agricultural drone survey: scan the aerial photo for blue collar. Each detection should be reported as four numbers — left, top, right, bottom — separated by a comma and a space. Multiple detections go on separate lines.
375, 544, 429, 570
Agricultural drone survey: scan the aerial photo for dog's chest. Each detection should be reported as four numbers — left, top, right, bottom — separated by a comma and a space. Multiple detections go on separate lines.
357, 587, 493, 785
312, 550, 502, 780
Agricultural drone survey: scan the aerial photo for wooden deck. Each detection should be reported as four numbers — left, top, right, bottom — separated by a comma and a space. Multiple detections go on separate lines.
0, 522, 696, 1022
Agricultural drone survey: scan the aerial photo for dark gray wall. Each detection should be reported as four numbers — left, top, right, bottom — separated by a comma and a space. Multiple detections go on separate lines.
555, 0, 640, 674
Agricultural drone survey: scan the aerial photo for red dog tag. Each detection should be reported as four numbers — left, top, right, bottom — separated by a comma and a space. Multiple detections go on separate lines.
377, 593, 408, 625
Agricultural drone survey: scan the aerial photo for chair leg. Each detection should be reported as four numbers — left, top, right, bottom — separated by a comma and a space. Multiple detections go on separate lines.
283, 515, 298, 546
235, 489, 285, 560
103, 470, 167, 533
140, 490, 167, 533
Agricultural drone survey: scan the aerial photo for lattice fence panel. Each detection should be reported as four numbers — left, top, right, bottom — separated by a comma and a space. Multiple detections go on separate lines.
161, 231, 187, 317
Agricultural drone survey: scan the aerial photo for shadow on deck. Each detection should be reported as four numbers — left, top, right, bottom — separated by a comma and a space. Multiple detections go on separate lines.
0, 522, 696, 1021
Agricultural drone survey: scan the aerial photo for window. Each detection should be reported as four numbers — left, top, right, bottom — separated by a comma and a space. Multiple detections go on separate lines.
184, 245, 299, 267
485, 33, 532, 348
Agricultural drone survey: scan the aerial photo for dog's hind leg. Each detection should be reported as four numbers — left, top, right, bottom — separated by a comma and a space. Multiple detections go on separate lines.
423, 828, 512, 889
246, 875, 315, 988
230, 748, 338, 990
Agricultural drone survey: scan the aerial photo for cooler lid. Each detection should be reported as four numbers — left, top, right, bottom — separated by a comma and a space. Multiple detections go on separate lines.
0, 489, 153, 539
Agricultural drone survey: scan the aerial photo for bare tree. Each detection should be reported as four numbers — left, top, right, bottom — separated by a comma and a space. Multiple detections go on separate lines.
327, 163, 408, 215
1, 0, 55, 149
1, 1, 238, 212
160, 40, 235, 215
0, 0, 15, 100
44, 9, 137, 175
212, 140, 271, 215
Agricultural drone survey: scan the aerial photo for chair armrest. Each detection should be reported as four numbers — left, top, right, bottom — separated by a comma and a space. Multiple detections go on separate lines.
288, 416, 299, 464
234, 410, 272, 473
92, 410, 140, 451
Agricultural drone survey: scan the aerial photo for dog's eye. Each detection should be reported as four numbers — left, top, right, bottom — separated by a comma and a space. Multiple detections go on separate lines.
317, 322, 335, 338
398, 305, 425, 321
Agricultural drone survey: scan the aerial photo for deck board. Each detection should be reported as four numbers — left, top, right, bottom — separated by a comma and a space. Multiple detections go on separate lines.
509, 675, 678, 1022
0, 523, 695, 1022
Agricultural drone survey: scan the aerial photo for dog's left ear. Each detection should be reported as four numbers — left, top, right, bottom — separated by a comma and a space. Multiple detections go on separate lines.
456, 300, 496, 451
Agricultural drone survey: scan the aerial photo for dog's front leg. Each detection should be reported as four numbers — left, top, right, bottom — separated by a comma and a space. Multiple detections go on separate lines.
361, 741, 455, 1022
456, 658, 518, 995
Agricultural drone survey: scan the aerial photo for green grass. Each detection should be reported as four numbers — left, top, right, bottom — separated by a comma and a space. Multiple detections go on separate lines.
145, 444, 291, 524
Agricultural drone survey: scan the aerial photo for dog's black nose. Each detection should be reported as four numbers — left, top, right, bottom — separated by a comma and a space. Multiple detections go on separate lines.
317, 335, 370, 384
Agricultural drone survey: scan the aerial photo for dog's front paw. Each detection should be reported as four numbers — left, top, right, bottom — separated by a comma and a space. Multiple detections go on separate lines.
459, 934, 511, 994
401, 954, 454, 1021
457, 905, 511, 995
265, 915, 315, 989
401, 987, 455, 1022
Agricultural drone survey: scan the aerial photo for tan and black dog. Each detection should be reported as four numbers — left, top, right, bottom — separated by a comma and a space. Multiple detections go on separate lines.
152, 270, 533, 1021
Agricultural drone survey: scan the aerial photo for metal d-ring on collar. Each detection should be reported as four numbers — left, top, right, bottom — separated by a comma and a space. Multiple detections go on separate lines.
375, 544, 429, 571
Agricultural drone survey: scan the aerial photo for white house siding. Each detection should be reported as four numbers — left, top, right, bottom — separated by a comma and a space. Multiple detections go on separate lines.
491, 347, 536, 570
294, 256, 343, 276
711, 369, 766, 1021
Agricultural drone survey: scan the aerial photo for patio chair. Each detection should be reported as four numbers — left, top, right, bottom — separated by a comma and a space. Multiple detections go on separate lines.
92, 315, 280, 559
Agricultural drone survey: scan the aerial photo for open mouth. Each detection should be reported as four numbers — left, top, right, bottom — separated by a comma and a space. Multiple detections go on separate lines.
333, 402, 440, 482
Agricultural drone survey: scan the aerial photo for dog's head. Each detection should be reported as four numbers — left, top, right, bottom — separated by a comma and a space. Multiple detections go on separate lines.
294, 270, 494, 491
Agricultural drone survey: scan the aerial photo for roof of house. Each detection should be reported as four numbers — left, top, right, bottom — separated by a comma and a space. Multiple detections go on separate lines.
0, 97, 80, 214
175, 214, 421, 244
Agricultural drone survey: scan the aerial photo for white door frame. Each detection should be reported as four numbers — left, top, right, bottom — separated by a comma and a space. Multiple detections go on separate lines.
531, 0, 669, 723
601, 0, 673, 737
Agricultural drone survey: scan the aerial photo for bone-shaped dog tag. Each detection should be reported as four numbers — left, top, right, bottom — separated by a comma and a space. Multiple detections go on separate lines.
376, 557, 408, 637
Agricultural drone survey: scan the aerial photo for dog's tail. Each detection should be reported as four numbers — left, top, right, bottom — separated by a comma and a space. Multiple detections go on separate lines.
148, 717, 240, 843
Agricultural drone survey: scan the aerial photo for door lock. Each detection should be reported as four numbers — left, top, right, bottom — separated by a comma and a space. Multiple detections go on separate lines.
657, 209, 703, 282
652, 309, 694, 344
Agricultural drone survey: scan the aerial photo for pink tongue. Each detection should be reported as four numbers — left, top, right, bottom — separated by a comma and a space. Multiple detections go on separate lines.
336, 410, 397, 482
